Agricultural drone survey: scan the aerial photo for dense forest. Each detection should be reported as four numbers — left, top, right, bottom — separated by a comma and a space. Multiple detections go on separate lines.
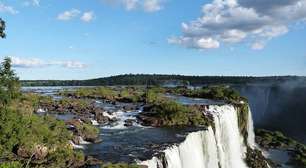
21, 74, 305, 86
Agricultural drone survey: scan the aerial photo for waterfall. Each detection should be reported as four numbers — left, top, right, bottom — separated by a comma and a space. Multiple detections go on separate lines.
247, 107, 256, 148
140, 157, 163, 168
139, 127, 219, 168
210, 105, 248, 168
141, 104, 254, 168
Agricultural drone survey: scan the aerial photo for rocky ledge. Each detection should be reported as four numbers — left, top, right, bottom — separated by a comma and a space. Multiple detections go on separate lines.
255, 129, 306, 167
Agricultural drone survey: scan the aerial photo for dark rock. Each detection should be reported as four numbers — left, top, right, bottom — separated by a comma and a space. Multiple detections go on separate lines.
85, 156, 103, 166
94, 108, 111, 124
80, 116, 92, 125
124, 119, 135, 127
137, 113, 162, 127
123, 104, 136, 111
72, 136, 81, 145
245, 147, 272, 168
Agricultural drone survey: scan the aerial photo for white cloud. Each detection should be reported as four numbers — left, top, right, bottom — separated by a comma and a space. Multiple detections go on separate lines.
123, 0, 139, 10
57, 9, 81, 21
59, 61, 87, 69
168, 37, 220, 49
170, 0, 306, 50
0, 3, 19, 14
251, 42, 265, 50
143, 0, 162, 12
102, 0, 163, 12
11, 57, 44, 68
24, 0, 40, 7
81, 11, 95, 22
11, 57, 86, 69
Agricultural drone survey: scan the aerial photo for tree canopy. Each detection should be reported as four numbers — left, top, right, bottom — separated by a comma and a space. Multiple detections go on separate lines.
0, 57, 20, 106
0, 18, 5, 38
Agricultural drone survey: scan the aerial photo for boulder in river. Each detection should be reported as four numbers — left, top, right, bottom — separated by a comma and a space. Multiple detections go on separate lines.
94, 108, 111, 124
124, 119, 135, 127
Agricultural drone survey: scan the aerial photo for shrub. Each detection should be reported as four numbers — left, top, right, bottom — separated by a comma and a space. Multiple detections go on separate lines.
0, 162, 23, 168
101, 163, 139, 168
148, 98, 210, 126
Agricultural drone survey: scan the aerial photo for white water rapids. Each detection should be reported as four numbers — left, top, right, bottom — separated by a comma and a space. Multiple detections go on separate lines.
140, 104, 256, 168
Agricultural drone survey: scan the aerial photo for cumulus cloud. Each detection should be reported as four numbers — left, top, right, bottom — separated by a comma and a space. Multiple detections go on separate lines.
11, 57, 45, 68
57, 9, 81, 21
170, 0, 306, 50
11, 57, 87, 69
168, 37, 220, 49
57, 9, 96, 22
0, 3, 19, 14
103, 0, 163, 12
81, 11, 95, 22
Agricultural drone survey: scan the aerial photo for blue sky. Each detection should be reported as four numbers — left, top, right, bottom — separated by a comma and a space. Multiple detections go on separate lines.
0, 0, 305, 80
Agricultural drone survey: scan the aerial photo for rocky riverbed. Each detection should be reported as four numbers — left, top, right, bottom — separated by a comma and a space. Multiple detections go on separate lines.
21, 86, 306, 168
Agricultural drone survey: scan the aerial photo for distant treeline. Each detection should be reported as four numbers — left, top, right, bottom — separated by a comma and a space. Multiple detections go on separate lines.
21, 74, 306, 86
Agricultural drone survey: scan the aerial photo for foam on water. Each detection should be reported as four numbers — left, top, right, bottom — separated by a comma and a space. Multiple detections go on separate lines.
102, 110, 143, 129
69, 141, 84, 149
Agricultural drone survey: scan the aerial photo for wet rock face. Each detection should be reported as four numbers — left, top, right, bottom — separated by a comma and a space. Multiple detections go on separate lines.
39, 98, 96, 115
72, 135, 81, 145
137, 113, 163, 127
122, 104, 137, 111
65, 119, 100, 143
245, 147, 271, 168
84, 156, 103, 166
124, 119, 135, 127
255, 129, 306, 167
94, 108, 111, 124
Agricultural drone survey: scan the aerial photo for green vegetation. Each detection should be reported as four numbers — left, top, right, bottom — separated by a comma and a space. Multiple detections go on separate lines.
245, 146, 270, 168
21, 74, 305, 86
0, 58, 87, 167
142, 88, 211, 127
169, 86, 250, 138
0, 162, 22, 168
74, 121, 99, 142
101, 163, 139, 168
67, 87, 116, 100
60, 86, 145, 103
236, 103, 250, 144
0, 57, 20, 106
145, 87, 165, 104
175, 85, 246, 103
0, 18, 5, 38
117, 87, 144, 103
256, 129, 306, 167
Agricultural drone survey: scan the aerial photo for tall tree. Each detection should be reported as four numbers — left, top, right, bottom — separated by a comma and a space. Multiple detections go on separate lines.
0, 18, 5, 38
0, 57, 20, 105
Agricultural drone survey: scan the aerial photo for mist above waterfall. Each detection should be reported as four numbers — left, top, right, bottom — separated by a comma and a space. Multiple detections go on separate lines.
234, 77, 306, 144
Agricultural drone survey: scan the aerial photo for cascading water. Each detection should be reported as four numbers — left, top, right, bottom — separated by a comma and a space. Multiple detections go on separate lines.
140, 127, 219, 168
141, 104, 254, 168
247, 106, 256, 148
209, 105, 248, 168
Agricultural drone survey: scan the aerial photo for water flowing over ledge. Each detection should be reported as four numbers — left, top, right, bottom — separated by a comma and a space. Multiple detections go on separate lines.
140, 104, 253, 168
